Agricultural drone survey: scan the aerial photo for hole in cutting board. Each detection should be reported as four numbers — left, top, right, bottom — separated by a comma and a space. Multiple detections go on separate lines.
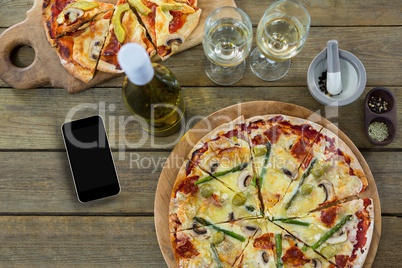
10, 45, 35, 68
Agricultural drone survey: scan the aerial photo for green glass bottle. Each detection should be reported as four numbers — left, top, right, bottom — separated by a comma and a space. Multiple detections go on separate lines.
118, 43, 185, 137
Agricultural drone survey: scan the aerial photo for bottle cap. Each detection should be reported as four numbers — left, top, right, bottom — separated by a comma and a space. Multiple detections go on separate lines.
118, 43, 154, 86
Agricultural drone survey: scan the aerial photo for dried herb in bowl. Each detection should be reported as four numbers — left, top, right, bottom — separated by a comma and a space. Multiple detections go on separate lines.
368, 121, 389, 142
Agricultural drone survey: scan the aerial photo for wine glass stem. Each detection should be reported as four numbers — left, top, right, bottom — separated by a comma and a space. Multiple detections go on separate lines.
249, 47, 291, 81
264, 57, 278, 67
205, 59, 246, 86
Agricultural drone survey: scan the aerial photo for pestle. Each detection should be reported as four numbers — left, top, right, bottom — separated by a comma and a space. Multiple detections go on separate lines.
326, 40, 343, 95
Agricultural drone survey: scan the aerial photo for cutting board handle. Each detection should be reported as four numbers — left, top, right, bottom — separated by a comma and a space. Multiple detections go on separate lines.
0, 2, 51, 89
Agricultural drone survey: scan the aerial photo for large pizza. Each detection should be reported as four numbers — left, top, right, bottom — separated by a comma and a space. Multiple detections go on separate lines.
168, 114, 374, 268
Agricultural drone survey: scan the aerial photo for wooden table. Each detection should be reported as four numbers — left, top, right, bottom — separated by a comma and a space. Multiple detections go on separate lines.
0, 0, 401, 266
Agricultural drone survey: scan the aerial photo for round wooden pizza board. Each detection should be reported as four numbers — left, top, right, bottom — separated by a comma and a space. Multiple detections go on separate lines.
154, 101, 381, 268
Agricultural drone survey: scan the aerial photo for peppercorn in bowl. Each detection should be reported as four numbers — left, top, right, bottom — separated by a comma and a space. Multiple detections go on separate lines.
307, 47, 366, 106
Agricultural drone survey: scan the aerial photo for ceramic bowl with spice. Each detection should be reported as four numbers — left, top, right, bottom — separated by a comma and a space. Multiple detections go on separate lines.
364, 87, 397, 146
307, 46, 366, 106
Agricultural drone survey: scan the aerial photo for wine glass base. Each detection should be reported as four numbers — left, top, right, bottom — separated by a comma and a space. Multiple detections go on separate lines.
205, 60, 246, 86
249, 48, 291, 81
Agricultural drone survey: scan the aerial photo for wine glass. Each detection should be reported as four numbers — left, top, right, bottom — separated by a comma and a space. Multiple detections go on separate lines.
202, 6, 253, 85
250, 0, 311, 81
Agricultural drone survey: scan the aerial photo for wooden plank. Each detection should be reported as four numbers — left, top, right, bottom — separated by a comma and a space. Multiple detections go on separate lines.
0, 215, 399, 267
0, 215, 166, 267
362, 151, 402, 216
374, 216, 402, 267
0, 0, 34, 28
0, 87, 186, 149
0, 151, 169, 214
0, 151, 399, 215
0, 86, 400, 150
2, 26, 402, 89
2, 0, 402, 28
238, 0, 402, 26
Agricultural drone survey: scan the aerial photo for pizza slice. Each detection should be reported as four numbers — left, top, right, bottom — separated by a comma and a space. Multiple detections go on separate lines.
171, 218, 264, 267
272, 127, 368, 218
235, 219, 336, 268
246, 115, 323, 213
129, 0, 202, 60
187, 117, 263, 215
272, 198, 374, 268
232, 218, 275, 267
278, 231, 336, 268
169, 159, 261, 233
43, 0, 115, 41
187, 117, 250, 172
53, 10, 112, 83
97, 0, 156, 73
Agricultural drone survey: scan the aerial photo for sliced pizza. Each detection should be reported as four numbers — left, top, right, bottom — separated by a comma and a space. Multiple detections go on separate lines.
169, 114, 375, 267
272, 127, 368, 218
188, 117, 263, 215
272, 198, 374, 268
97, 0, 156, 73
187, 116, 251, 175
171, 218, 266, 267
279, 231, 336, 268
42, 0, 114, 41
232, 218, 275, 267
43, 0, 202, 82
246, 115, 323, 213
169, 159, 261, 233
53, 11, 112, 83
235, 219, 336, 268
129, 0, 202, 60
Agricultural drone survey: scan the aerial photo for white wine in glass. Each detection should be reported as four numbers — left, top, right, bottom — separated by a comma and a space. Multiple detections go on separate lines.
203, 7, 253, 85
250, 0, 310, 81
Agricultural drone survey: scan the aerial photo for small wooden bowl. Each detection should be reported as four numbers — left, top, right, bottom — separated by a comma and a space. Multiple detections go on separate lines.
364, 87, 397, 145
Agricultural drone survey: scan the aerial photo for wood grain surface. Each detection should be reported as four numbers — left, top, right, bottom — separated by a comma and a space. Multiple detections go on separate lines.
155, 101, 381, 268
0, 150, 400, 215
0, 216, 398, 267
0, 0, 236, 93
0, 87, 399, 150
1, 0, 401, 267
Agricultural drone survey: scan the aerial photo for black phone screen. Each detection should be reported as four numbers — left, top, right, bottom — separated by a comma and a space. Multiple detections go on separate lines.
62, 116, 120, 202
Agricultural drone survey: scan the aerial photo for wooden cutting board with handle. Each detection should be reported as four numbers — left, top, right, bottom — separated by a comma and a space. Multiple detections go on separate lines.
0, 0, 236, 93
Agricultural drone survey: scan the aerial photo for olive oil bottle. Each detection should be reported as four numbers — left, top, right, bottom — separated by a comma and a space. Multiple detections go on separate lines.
118, 43, 185, 136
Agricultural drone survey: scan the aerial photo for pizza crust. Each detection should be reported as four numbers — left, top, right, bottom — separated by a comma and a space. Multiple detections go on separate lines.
316, 127, 367, 180
59, 57, 93, 83
185, 116, 245, 160
348, 198, 375, 268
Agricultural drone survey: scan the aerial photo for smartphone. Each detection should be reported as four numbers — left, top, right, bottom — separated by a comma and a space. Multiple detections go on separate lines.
61, 115, 120, 202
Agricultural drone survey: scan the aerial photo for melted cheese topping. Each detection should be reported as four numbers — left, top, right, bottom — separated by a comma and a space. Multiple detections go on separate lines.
155, 6, 173, 47
73, 14, 110, 72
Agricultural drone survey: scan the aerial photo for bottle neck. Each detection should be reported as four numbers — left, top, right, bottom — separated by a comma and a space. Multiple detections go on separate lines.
118, 43, 155, 86
126, 64, 154, 86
